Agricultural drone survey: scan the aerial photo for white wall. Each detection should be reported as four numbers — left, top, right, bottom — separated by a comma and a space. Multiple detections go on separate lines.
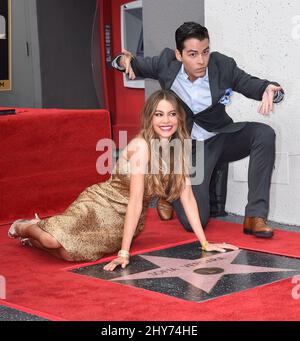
144, 0, 204, 97
205, 0, 300, 225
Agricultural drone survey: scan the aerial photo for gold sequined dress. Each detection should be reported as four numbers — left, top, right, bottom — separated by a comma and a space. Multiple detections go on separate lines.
37, 155, 151, 262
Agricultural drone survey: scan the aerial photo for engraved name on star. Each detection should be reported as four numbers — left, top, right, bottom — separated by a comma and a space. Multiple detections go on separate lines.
111, 250, 298, 294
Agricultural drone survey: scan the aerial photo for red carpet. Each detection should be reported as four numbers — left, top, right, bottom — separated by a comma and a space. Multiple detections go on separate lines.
1, 209, 300, 321
0, 108, 111, 225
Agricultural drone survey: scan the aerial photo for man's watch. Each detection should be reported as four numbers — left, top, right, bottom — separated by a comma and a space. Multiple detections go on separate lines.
273, 89, 285, 104
111, 54, 126, 71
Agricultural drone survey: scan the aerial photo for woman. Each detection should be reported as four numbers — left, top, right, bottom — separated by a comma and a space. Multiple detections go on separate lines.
8, 90, 237, 269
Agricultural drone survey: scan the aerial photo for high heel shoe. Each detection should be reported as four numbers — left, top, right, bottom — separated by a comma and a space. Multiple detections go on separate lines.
20, 238, 33, 247
8, 213, 41, 239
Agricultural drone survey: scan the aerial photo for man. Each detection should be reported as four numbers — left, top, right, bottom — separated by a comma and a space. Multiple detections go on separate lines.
112, 22, 284, 238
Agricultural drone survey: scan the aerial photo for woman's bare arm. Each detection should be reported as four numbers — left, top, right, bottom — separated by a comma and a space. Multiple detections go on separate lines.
104, 138, 149, 271
180, 180, 238, 253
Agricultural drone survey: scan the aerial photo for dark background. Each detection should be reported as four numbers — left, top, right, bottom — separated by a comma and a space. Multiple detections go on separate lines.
36, 0, 99, 108
0, 0, 9, 80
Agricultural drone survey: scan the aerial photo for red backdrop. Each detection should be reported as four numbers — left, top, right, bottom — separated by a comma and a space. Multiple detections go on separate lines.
98, 0, 145, 148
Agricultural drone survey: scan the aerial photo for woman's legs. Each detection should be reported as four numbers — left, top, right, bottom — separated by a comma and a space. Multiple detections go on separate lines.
16, 222, 60, 248
15, 222, 74, 261
26, 239, 74, 261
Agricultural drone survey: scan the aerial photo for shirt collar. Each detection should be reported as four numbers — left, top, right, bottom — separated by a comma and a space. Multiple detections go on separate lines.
180, 64, 209, 82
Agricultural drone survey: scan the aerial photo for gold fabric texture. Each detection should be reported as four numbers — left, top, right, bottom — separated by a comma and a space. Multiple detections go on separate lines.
37, 156, 151, 261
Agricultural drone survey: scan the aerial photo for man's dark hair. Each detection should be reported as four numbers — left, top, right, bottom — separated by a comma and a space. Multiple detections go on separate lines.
175, 22, 209, 54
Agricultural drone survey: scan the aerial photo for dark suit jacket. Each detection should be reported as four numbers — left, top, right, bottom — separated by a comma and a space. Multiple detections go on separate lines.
131, 48, 278, 134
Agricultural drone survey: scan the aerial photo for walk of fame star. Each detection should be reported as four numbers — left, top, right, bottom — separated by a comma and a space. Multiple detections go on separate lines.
71, 243, 300, 302
111, 250, 298, 294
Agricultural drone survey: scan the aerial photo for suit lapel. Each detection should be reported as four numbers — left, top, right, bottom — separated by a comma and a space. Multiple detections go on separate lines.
165, 60, 181, 89
164, 53, 223, 112
166, 54, 222, 104
208, 54, 222, 104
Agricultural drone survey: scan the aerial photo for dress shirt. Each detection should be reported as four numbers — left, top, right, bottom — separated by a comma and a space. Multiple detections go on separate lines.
171, 65, 217, 141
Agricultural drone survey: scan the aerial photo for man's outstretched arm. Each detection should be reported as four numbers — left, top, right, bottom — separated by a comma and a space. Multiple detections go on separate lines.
258, 84, 284, 115
112, 48, 177, 81
111, 49, 137, 80
229, 57, 284, 115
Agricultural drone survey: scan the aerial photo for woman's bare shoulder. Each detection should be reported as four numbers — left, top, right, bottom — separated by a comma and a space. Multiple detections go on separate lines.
127, 136, 148, 154
121, 136, 149, 161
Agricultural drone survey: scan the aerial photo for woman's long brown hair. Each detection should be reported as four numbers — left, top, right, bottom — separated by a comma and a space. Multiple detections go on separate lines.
140, 90, 191, 202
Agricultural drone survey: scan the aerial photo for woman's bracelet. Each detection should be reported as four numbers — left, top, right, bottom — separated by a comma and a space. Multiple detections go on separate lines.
201, 241, 209, 251
118, 249, 130, 259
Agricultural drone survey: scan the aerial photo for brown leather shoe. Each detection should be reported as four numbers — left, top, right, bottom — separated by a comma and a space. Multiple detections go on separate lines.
243, 217, 274, 238
157, 198, 173, 221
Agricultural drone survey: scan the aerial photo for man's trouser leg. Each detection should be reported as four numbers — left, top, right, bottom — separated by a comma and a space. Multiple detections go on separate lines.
209, 162, 228, 217
217, 122, 276, 218
172, 122, 275, 231
172, 135, 225, 231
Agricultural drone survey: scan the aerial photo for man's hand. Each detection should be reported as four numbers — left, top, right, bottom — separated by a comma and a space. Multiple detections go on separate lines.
258, 84, 282, 115
119, 49, 136, 80
103, 256, 130, 272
